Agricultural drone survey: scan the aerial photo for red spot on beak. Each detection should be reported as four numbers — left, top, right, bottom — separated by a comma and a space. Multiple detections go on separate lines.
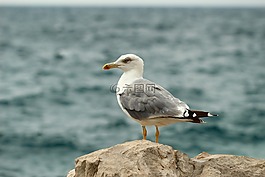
103, 64, 110, 70
102, 63, 118, 70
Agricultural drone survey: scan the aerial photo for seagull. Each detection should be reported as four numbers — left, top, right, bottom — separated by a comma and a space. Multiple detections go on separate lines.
102, 54, 217, 143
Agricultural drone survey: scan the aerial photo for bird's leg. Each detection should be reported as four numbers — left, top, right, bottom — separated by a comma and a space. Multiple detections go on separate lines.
155, 125, 160, 143
142, 126, 147, 140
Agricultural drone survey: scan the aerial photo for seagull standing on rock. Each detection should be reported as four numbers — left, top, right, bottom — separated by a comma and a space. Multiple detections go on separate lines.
103, 54, 217, 143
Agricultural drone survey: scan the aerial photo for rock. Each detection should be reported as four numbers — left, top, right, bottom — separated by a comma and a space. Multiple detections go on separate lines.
67, 169, 75, 177
67, 140, 265, 177
193, 152, 265, 177
74, 140, 177, 177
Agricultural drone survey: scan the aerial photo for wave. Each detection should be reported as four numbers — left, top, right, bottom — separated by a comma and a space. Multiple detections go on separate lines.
0, 91, 43, 106
0, 132, 78, 150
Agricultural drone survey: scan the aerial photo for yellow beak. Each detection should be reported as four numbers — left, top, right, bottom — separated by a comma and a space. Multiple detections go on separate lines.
102, 62, 119, 70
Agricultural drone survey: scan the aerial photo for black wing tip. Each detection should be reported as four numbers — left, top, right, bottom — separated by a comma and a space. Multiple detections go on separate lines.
186, 110, 218, 118
191, 118, 206, 124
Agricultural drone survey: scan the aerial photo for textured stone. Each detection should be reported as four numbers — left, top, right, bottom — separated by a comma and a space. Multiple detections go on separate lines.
67, 169, 75, 177
67, 140, 265, 177
193, 152, 265, 177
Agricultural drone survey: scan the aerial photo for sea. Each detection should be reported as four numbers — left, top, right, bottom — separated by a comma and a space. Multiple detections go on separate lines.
0, 6, 265, 177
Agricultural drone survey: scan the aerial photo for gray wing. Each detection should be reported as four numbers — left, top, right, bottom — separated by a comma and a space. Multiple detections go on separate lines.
119, 78, 189, 120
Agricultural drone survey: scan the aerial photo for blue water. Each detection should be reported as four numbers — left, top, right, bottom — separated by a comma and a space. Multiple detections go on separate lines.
0, 7, 265, 177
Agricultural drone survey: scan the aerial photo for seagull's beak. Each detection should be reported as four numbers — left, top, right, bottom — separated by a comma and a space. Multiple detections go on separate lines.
102, 62, 119, 70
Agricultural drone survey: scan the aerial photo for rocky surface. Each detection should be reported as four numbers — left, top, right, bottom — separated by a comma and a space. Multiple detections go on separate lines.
67, 140, 265, 177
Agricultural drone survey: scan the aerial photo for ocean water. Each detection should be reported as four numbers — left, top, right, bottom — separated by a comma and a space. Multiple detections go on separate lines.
0, 7, 265, 177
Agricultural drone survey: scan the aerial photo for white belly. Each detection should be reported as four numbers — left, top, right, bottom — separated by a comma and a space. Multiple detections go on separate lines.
138, 117, 191, 126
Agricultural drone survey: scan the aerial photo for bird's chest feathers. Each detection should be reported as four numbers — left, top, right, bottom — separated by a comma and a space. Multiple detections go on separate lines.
117, 71, 143, 94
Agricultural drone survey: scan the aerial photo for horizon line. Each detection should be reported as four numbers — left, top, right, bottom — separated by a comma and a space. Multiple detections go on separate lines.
1, 4, 265, 8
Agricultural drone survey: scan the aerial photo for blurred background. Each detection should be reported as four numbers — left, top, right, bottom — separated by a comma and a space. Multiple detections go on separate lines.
0, 1, 265, 177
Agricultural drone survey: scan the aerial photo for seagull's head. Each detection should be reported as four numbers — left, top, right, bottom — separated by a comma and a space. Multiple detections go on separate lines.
102, 54, 144, 72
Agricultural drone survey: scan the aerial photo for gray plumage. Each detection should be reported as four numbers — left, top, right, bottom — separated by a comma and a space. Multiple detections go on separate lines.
119, 78, 189, 121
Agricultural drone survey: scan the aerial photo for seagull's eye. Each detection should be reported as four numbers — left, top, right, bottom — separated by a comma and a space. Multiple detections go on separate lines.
122, 57, 132, 63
